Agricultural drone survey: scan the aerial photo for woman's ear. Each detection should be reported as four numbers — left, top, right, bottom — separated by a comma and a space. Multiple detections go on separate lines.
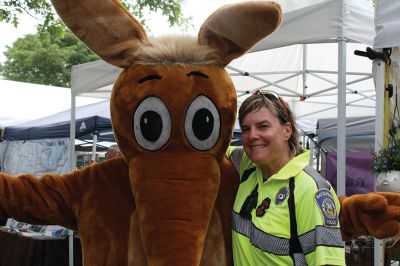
198, 1, 282, 66
284, 122, 293, 141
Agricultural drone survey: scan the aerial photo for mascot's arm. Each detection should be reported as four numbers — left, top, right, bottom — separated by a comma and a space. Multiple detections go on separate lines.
0, 158, 130, 230
215, 157, 240, 264
339, 192, 400, 240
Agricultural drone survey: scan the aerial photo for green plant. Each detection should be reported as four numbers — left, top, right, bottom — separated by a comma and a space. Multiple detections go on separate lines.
372, 133, 400, 173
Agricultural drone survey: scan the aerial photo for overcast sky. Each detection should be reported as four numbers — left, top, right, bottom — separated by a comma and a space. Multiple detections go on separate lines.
0, 0, 246, 62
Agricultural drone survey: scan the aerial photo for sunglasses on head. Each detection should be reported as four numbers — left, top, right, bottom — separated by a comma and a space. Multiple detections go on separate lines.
252, 90, 289, 118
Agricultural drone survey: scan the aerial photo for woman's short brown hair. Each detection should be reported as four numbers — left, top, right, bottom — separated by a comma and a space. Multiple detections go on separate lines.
238, 91, 303, 156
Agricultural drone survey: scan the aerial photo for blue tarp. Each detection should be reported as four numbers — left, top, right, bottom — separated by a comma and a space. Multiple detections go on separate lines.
3, 100, 114, 142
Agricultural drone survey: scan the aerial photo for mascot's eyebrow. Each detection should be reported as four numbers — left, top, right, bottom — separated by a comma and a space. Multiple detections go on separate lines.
187, 71, 209, 79
138, 75, 162, 84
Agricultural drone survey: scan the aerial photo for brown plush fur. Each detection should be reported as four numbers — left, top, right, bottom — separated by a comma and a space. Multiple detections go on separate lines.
198, 1, 282, 66
2, 1, 400, 266
111, 64, 237, 162
133, 36, 220, 66
0, 158, 134, 265
0, 156, 238, 265
110, 62, 237, 265
339, 193, 400, 241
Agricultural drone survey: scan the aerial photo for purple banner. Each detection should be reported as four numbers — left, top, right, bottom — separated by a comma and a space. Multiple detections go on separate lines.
325, 152, 374, 196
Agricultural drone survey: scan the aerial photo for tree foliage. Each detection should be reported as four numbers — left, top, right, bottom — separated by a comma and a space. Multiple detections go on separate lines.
0, 0, 191, 87
0, 25, 99, 87
121, 0, 191, 29
0, 0, 53, 27
0, 0, 190, 30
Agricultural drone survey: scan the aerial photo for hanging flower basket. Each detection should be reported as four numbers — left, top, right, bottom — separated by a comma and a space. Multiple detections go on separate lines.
372, 134, 400, 192
376, 170, 400, 192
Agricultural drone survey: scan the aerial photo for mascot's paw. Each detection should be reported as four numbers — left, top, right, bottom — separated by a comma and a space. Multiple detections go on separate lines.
339, 192, 400, 241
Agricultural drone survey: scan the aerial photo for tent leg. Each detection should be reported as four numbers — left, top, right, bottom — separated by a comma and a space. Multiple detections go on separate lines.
68, 229, 74, 266
69, 93, 76, 266
309, 137, 314, 167
91, 131, 98, 161
374, 57, 386, 266
336, 38, 347, 197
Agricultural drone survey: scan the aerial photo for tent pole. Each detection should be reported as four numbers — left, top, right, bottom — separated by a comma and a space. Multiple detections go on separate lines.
309, 137, 314, 167
69, 92, 76, 266
91, 131, 98, 161
374, 56, 386, 266
316, 145, 320, 172
69, 94, 76, 172
337, 38, 347, 197
302, 44, 307, 96
295, 43, 307, 119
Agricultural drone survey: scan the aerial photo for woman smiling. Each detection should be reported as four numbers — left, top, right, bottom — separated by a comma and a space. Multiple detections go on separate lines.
227, 91, 345, 266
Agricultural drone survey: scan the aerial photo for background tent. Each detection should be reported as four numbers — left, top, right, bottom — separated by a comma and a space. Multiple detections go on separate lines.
0, 100, 114, 177
373, 1, 400, 49
3, 100, 113, 142
0, 79, 102, 128
316, 116, 375, 196
317, 116, 375, 153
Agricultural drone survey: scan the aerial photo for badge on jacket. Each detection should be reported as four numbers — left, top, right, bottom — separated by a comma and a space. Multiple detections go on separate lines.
275, 186, 288, 205
315, 189, 338, 227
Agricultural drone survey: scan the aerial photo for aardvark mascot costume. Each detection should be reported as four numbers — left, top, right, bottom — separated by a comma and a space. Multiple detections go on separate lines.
1, 1, 400, 265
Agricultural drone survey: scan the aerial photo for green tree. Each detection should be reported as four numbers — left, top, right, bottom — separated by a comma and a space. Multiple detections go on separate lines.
0, 25, 99, 87
0, 0, 192, 87
0, 0, 190, 30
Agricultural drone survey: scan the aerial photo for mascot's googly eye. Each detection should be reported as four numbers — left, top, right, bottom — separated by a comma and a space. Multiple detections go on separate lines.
185, 95, 220, 151
133, 96, 171, 151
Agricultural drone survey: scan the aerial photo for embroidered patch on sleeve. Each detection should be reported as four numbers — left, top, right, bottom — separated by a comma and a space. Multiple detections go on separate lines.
315, 189, 338, 227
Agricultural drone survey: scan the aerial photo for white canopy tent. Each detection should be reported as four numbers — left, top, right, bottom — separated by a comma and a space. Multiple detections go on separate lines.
373, 0, 400, 134
0, 79, 102, 128
69, 1, 376, 264
374, 1, 400, 49
373, 1, 400, 265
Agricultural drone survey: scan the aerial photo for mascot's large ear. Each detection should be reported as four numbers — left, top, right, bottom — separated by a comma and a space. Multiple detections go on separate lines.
50, 0, 147, 68
198, 1, 282, 66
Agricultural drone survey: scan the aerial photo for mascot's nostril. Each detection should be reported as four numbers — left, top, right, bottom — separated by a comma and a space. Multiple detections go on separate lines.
193, 108, 214, 140
140, 111, 163, 142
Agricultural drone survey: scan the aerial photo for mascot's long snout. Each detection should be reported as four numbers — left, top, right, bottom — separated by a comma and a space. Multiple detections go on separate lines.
129, 152, 220, 265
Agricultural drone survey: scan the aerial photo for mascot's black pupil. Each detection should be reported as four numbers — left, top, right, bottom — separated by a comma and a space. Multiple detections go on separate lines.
192, 108, 214, 140
140, 111, 163, 142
